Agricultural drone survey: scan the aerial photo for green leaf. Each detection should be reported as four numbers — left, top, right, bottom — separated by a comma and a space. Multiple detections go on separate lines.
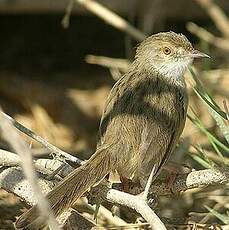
189, 67, 229, 144
193, 145, 215, 168
188, 114, 229, 156
205, 205, 229, 224
189, 153, 212, 168
189, 67, 227, 120
189, 144, 214, 168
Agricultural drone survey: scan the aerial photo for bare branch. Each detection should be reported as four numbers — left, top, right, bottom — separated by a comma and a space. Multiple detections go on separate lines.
186, 22, 229, 51
75, 0, 146, 41
195, 0, 229, 37
105, 188, 167, 230
0, 149, 73, 178
1, 148, 229, 228
0, 167, 55, 205
0, 149, 21, 167
3, 149, 229, 198
1, 111, 82, 165
1, 117, 229, 228
85, 54, 130, 72
61, 0, 74, 29
151, 167, 229, 196
0, 110, 60, 229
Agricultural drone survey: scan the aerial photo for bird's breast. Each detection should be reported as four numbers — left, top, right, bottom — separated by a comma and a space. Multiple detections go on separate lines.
98, 75, 188, 180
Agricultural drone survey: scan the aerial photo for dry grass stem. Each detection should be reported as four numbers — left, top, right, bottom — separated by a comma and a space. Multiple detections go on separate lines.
85, 55, 130, 72
223, 100, 229, 124
1, 111, 82, 165
187, 22, 229, 51
75, 0, 146, 41
0, 109, 60, 230
195, 0, 229, 37
142, 165, 156, 200
61, 0, 74, 29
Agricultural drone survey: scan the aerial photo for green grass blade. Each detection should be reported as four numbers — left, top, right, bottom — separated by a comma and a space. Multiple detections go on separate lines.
189, 145, 214, 168
189, 153, 212, 168
189, 67, 227, 120
205, 206, 229, 224
188, 114, 229, 154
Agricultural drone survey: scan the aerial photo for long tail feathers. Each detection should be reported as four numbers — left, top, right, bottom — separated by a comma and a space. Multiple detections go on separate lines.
15, 149, 113, 229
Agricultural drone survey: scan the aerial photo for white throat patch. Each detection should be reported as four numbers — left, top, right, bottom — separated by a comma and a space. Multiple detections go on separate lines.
155, 58, 193, 85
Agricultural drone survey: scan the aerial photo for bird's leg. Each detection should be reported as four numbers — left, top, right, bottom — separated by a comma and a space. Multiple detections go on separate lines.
163, 162, 191, 193
163, 164, 178, 190
120, 176, 132, 193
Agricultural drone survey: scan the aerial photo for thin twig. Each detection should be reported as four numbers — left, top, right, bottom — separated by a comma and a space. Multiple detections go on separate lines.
2, 150, 229, 228
0, 111, 82, 165
195, 0, 229, 37
62, 0, 74, 29
0, 109, 61, 230
109, 68, 122, 81
187, 22, 229, 51
3, 147, 229, 198
75, 0, 146, 41
85, 55, 130, 72
142, 165, 156, 200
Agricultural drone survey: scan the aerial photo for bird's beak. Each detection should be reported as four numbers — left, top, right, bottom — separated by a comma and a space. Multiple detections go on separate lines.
191, 50, 210, 58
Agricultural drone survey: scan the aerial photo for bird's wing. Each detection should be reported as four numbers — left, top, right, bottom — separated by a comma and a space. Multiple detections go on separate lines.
98, 74, 128, 144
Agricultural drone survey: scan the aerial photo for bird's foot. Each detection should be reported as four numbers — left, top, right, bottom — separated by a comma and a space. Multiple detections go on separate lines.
120, 176, 132, 193
163, 163, 191, 193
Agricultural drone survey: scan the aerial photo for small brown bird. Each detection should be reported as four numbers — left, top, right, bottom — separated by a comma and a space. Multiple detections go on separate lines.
15, 31, 209, 229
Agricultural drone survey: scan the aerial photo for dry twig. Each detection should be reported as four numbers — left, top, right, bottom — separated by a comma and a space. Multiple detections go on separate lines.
61, 0, 74, 29
0, 110, 60, 230
62, 0, 147, 41
187, 22, 229, 51
105, 188, 167, 230
195, 0, 229, 37
75, 0, 146, 41
2, 149, 229, 228
1, 111, 82, 165
2, 113, 229, 228
85, 55, 130, 72
187, 0, 229, 51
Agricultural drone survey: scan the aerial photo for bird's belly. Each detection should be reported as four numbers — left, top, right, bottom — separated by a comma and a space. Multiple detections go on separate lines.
105, 115, 152, 180
99, 86, 186, 185
116, 150, 139, 179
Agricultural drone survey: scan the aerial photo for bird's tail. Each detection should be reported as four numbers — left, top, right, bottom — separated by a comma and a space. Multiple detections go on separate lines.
15, 148, 114, 229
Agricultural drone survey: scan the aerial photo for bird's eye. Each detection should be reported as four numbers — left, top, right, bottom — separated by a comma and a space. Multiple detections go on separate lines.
163, 47, 171, 55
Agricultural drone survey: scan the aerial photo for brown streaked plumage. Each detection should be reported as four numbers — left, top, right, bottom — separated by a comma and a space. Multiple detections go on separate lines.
15, 31, 209, 229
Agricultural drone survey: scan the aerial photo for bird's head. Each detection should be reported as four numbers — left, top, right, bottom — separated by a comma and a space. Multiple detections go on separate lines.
135, 31, 209, 78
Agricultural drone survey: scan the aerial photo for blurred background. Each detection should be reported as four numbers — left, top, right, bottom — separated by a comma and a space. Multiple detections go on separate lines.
0, 0, 229, 229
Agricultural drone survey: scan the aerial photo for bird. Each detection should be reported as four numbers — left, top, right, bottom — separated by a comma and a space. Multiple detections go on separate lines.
15, 31, 209, 229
